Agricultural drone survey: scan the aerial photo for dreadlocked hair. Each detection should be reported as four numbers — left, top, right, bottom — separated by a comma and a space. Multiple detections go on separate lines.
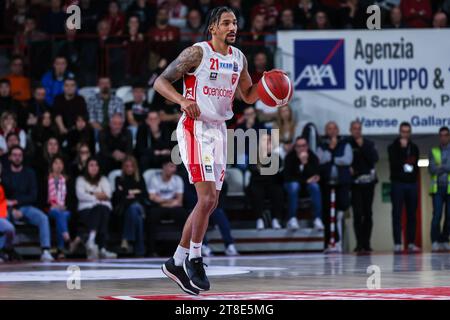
203, 6, 235, 40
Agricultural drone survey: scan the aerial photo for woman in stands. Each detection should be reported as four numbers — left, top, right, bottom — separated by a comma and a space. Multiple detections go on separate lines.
30, 111, 59, 155
69, 142, 92, 178
273, 105, 296, 159
247, 133, 285, 230
0, 111, 26, 156
47, 156, 73, 259
75, 157, 117, 260
113, 156, 147, 257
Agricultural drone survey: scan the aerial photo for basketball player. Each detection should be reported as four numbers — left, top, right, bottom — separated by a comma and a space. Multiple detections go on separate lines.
154, 7, 281, 295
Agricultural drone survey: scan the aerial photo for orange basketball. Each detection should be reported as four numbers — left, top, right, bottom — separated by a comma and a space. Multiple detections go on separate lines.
257, 70, 293, 107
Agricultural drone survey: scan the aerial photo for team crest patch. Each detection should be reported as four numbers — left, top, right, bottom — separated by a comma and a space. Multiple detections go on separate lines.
232, 73, 238, 85
205, 165, 212, 173
209, 72, 218, 81
233, 62, 239, 72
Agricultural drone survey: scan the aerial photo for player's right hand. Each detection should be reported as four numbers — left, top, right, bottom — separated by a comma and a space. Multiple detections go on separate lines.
180, 99, 201, 119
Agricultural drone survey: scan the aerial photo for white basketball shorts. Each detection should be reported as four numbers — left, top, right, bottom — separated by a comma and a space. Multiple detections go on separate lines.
176, 113, 227, 190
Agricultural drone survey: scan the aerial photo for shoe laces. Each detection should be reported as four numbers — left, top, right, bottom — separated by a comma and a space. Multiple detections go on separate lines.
192, 259, 208, 277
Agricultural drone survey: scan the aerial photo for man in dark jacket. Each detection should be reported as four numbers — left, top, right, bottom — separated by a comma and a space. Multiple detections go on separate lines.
388, 122, 420, 253
284, 136, 324, 231
317, 121, 353, 252
1, 146, 53, 262
99, 113, 133, 174
134, 111, 171, 171
348, 121, 379, 253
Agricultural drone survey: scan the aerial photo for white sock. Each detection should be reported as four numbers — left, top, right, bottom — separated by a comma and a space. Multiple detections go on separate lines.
189, 241, 202, 260
173, 245, 189, 266
88, 231, 96, 243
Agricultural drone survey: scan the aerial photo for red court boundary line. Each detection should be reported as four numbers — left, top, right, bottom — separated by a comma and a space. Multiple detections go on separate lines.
101, 286, 450, 301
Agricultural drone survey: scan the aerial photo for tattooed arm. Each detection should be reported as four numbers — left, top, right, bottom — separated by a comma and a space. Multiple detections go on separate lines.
154, 46, 203, 118
237, 55, 259, 105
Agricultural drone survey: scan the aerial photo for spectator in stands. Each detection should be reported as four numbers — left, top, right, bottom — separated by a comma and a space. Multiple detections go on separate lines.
248, 133, 284, 230
79, 0, 101, 34
152, 98, 182, 131
163, 0, 188, 28
428, 126, 450, 252
433, 11, 448, 28
284, 136, 324, 231
317, 121, 353, 253
4, 56, 31, 103
147, 161, 188, 256
273, 105, 296, 159
99, 113, 133, 174
123, 16, 148, 80
13, 15, 47, 61
1, 132, 20, 168
47, 156, 72, 259
228, 0, 246, 29
26, 86, 49, 129
400, 0, 432, 28
65, 115, 96, 160
35, 137, 65, 209
293, 0, 318, 29
279, 8, 300, 30
105, 0, 126, 36
311, 10, 331, 29
181, 9, 204, 44
54, 78, 88, 135
388, 122, 421, 253
0, 162, 20, 263
196, 0, 214, 18
200, 181, 240, 257
2, 146, 54, 261
56, 27, 82, 77
0, 112, 27, 156
251, 0, 282, 29
42, 0, 67, 34
76, 157, 117, 259
126, 0, 155, 32
135, 111, 171, 170
317, 0, 356, 28
348, 120, 379, 253
114, 156, 147, 256
235, 106, 266, 171
30, 111, 59, 156
87, 77, 125, 132
41, 56, 75, 106
125, 83, 151, 139
385, 6, 406, 28
0, 79, 20, 117
243, 14, 267, 52
69, 142, 92, 178
148, 7, 181, 62
3, 0, 28, 35
249, 51, 268, 84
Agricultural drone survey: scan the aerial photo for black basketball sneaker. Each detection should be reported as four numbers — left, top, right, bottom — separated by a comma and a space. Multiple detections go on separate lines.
162, 257, 199, 296
183, 256, 210, 291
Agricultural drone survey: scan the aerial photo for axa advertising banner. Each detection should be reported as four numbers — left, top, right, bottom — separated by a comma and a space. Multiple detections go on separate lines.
277, 29, 450, 135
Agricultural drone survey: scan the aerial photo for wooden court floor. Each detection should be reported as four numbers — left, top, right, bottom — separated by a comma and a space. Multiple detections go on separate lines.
0, 253, 449, 300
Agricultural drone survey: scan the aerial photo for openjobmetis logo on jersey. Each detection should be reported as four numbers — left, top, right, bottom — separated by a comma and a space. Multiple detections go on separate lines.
294, 39, 345, 90
202, 86, 233, 99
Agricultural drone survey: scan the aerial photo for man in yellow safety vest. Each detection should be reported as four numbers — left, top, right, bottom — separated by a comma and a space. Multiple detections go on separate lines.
428, 126, 450, 252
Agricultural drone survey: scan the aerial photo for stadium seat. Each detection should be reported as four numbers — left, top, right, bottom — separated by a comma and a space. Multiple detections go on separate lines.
108, 169, 122, 193
143, 168, 162, 192
115, 86, 133, 104
224, 168, 245, 196
78, 86, 99, 101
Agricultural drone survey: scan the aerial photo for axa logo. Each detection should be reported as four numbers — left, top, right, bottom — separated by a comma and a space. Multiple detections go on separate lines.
294, 39, 345, 90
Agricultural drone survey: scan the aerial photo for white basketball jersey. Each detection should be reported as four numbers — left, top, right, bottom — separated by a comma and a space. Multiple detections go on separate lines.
183, 41, 244, 122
